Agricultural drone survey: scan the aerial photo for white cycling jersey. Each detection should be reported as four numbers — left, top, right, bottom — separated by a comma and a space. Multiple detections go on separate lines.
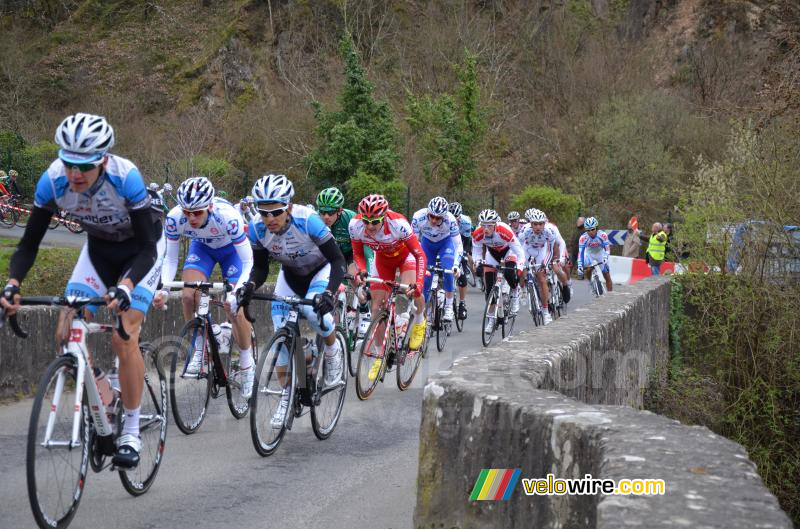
162, 197, 253, 289
411, 208, 463, 258
519, 224, 558, 265
248, 204, 334, 276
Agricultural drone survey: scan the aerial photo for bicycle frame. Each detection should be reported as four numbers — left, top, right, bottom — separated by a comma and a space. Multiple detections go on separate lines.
364, 277, 410, 354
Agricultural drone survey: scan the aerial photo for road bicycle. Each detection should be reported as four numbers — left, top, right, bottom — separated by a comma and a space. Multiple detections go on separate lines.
355, 277, 429, 399
47, 209, 85, 233
163, 280, 258, 435
524, 260, 545, 327
427, 263, 454, 352
586, 258, 608, 297
481, 262, 518, 346
546, 263, 565, 320
1, 296, 168, 529
0, 193, 33, 228
333, 274, 370, 377
243, 292, 347, 457
459, 254, 476, 287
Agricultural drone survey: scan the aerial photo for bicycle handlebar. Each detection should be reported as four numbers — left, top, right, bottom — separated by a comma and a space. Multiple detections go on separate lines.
364, 277, 414, 290
162, 280, 231, 292
240, 292, 328, 332
0, 296, 129, 340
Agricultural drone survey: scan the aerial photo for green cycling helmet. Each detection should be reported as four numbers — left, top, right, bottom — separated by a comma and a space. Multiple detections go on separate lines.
316, 187, 345, 212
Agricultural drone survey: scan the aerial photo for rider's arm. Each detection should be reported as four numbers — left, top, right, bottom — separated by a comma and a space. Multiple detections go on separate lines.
508, 234, 526, 269
124, 208, 159, 286
233, 240, 254, 291
7, 206, 53, 283
449, 216, 463, 263
160, 236, 180, 284
225, 208, 253, 291
471, 228, 483, 263
318, 238, 347, 294
403, 233, 428, 288
248, 247, 271, 289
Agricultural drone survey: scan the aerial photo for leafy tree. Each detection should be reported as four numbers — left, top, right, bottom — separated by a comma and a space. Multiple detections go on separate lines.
345, 170, 406, 211
510, 185, 581, 225
405, 49, 487, 194
305, 32, 402, 198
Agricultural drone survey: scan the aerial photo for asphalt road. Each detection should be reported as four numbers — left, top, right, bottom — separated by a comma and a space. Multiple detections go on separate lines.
0, 283, 593, 529
1, 224, 86, 248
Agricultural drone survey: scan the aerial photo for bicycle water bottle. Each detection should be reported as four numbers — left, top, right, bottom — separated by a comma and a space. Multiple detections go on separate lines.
357, 307, 371, 339
395, 311, 410, 339
345, 305, 357, 333
437, 288, 445, 308
93, 368, 114, 408
108, 366, 121, 394
218, 322, 232, 354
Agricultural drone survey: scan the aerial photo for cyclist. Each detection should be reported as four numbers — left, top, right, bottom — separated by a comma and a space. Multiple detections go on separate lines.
449, 201, 473, 320
578, 216, 612, 292
315, 186, 375, 281
411, 196, 462, 322
146, 182, 169, 217
472, 209, 525, 331
236, 174, 347, 428
519, 208, 561, 325
507, 210, 523, 237
152, 176, 257, 397
349, 194, 427, 381
0, 169, 22, 196
1, 113, 165, 469
542, 212, 572, 303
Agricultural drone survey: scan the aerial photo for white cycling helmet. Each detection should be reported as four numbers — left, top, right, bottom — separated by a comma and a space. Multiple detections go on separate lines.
55, 113, 115, 163
584, 216, 599, 229
176, 176, 215, 210
507, 211, 520, 221
427, 196, 449, 217
478, 209, 500, 224
525, 208, 547, 223
448, 201, 463, 217
251, 173, 294, 205
162, 183, 173, 193
148, 182, 160, 191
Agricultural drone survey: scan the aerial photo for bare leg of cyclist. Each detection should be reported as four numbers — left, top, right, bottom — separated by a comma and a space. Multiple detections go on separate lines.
537, 270, 549, 311
180, 268, 207, 321
603, 271, 613, 292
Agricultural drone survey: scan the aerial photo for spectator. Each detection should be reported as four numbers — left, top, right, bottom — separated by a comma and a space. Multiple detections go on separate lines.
622, 217, 642, 258
571, 216, 585, 267
663, 222, 674, 261
645, 222, 668, 275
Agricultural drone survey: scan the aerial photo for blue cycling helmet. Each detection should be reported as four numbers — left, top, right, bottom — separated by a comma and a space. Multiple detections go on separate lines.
584, 217, 599, 229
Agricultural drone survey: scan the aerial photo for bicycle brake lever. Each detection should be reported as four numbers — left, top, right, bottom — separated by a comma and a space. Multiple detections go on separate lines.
115, 314, 130, 341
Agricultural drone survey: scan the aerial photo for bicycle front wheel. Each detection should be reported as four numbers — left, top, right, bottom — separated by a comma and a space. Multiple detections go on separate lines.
251, 329, 295, 456
454, 298, 464, 332
481, 289, 499, 347
119, 345, 168, 496
64, 213, 84, 234
1, 204, 18, 226
464, 263, 476, 287
311, 330, 347, 440
170, 318, 212, 435
356, 310, 390, 400
435, 299, 448, 352
27, 356, 90, 529
226, 327, 258, 419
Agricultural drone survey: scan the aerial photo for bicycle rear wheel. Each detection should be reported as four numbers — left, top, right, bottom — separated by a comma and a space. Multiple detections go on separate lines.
454, 298, 464, 332
356, 310, 390, 400
119, 345, 168, 496
251, 329, 295, 456
435, 298, 448, 352
481, 289, 499, 347
64, 213, 84, 234
226, 327, 258, 419
27, 356, 89, 529
311, 330, 347, 440
464, 262, 476, 287
13, 200, 31, 227
170, 318, 212, 435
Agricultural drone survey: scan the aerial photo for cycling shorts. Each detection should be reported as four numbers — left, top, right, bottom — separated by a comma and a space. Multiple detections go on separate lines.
183, 240, 243, 283
65, 233, 166, 315
369, 250, 417, 292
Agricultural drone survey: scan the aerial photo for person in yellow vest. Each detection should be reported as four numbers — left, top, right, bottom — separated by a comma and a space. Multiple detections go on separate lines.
646, 222, 668, 275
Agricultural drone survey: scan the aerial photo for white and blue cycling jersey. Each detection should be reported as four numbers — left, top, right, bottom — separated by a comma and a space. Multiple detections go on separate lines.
247, 204, 334, 276
457, 215, 473, 238
162, 197, 253, 290
248, 204, 337, 348
411, 208, 463, 299
578, 230, 611, 272
34, 154, 153, 242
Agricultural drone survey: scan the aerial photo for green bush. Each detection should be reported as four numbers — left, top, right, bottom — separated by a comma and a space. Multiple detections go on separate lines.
344, 170, 406, 211
510, 185, 581, 225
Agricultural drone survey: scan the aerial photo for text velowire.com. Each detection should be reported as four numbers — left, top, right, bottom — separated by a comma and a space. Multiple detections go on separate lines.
522, 474, 665, 496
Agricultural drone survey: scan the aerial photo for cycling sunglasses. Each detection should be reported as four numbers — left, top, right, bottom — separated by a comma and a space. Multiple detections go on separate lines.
362, 216, 384, 225
61, 160, 101, 172
258, 206, 288, 218
182, 209, 207, 218
427, 213, 443, 221
318, 209, 339, 216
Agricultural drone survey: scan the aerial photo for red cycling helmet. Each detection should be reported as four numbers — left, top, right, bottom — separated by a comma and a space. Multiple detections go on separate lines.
358, 194, 389, 218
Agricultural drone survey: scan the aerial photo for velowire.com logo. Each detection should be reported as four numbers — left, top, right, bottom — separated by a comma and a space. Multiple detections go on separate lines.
469, 469, 522, 501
